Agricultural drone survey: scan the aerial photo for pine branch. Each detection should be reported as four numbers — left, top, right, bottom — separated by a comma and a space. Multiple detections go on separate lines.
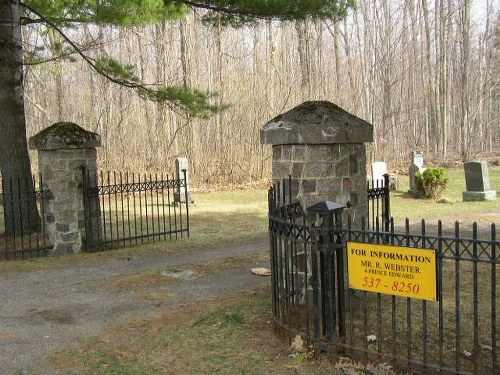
177, 0, 353, 23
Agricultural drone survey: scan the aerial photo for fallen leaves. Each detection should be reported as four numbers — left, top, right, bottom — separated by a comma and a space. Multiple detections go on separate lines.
251, 267, 271, 276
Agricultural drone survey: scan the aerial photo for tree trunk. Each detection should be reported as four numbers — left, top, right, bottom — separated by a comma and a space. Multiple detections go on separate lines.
0, 0, 39, 235
438, 0, 449, 157
459, 0, 471, 160
421, 0, 435, 156
295, 20, 311, 98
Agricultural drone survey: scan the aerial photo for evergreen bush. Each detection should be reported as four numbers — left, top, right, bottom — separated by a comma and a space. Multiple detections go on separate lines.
415, 168, 448, 199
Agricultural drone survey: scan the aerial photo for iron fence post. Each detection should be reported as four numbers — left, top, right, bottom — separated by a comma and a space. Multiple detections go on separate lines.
182, 169, 190, 237
383, 173, 390, 234
334, 208, 346, 339
307, 201, 346, 347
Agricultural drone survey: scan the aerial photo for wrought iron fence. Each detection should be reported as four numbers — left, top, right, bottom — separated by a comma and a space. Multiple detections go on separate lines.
82, 169, 190, 251
268, 182, 498, 375
367, 174, 390, 231
0, 176, 52, 260
339, 219, 498, 375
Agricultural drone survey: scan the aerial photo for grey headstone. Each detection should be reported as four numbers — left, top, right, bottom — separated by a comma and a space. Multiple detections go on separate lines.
408, 164, 426, 194
408, 151, 426, 194
464, 161, 491, 191
371, 162, 387, 187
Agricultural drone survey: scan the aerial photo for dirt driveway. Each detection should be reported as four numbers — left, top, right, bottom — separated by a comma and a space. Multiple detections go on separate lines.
0, 239, 270, 375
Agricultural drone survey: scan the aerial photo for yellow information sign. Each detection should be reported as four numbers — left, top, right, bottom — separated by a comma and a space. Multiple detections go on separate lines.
347, 242, 437, 301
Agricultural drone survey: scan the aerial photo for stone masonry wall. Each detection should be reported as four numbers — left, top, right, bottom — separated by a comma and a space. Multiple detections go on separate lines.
272, 143, 367, 220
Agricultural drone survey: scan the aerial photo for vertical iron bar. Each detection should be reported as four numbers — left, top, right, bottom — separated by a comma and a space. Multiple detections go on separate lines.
284, 226, 291, 332
106, 171, 113, 244
348, 214, 354, 350
376, 216, 382, 357
304, 237, 311, 339
98, 171, 105, 246
421, 219, 428, 370
161, 173, 167, 240
455, 221, 461, 373
391, 218, 397, 363
148, 173, 154, 241
138, 174, 144, 243
119, 172, 125, 246
144, 174, 150, 241
383, 173, 390, 234
278, 215, 285, 328
183, 169, 190, 237
312, 235, 320, 341
172, 174, 179, 238
362, 215, 369, 362
25, 176, 32, 253
336, 210, 345, 340
114, 172, 119, 246
178, 175, 183, 238
406, 218, 412, 372
132, 173, 138, 244
268, 187, 277, 318
167, 174, 173, 239
322, 215, 334, 343
125, 172, 132, 245
438, 221, 444, 369
491, 223, 497, 374
155, 173, 161, 241
472, 222, 479, 374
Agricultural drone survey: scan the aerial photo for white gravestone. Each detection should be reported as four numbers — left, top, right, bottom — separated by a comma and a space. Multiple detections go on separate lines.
412, 151, 424, 169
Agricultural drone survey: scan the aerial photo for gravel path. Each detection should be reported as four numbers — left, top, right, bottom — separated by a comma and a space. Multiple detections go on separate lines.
0, 238, 269, 375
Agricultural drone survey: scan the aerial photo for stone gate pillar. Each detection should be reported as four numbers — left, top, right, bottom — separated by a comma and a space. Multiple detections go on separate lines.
261, 101, 373, 224
29, 122, 101, 254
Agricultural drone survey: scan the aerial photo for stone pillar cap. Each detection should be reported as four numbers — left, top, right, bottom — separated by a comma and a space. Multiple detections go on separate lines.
29, 122, 101, 150
261, 101, 373, 145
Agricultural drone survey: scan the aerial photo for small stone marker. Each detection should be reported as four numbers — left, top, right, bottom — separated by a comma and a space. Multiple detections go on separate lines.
408, 151, 426, 194
462, 161, 497, 201
371, 162, 387, 187
174, 157, 192, 203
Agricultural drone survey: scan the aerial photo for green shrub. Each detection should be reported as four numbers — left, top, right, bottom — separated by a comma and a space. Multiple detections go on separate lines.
415, 168, 449, 199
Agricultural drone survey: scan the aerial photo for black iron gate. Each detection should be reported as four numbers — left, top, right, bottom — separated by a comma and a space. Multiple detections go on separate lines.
268, 178, 498, 375
83, 169, 190, 251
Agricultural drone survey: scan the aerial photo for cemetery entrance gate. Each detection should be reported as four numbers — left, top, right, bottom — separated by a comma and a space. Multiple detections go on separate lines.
268, 177, 498, 375
82, 168, 190, 251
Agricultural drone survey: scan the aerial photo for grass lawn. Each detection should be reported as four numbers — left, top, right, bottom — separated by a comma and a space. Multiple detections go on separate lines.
53, 287, 355, 375
390, 166, 500, 224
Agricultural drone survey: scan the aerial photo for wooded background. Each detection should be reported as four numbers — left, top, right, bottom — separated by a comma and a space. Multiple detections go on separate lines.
22, 0, 500, 186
